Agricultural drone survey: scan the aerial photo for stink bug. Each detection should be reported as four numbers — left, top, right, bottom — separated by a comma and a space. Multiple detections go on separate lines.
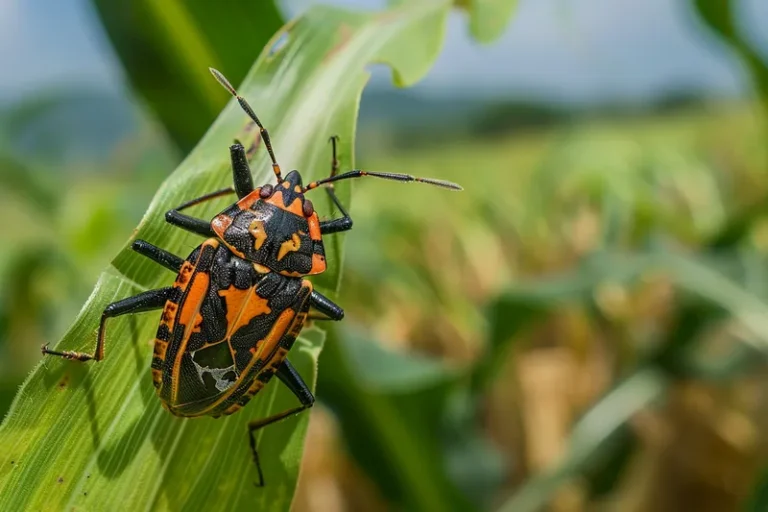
42, 68, 461, 486
44, 237, 338, 486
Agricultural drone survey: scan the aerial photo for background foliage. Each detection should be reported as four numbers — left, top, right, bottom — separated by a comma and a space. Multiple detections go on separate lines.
2, 0, 768, 511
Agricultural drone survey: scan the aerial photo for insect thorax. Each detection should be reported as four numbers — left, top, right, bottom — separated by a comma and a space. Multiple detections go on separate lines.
212, 194, 327, 276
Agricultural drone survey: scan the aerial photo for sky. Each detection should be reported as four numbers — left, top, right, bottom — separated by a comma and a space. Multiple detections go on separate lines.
0, 0, 765, 106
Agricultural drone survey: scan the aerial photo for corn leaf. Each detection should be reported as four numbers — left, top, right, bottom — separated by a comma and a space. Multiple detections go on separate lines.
0, 2, 482, 509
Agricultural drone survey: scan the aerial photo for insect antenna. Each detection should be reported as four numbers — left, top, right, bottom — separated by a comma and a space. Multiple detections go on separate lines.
209, 67, 283, 182
303, 170, 462, 192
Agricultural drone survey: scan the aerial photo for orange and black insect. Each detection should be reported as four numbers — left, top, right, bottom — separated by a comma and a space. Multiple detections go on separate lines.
42, 68, 461, 486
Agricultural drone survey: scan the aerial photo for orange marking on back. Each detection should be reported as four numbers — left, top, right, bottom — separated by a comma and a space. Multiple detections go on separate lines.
153, 340, 168, 358
211, 214, 232, 237
284, 198, 304, 215
218, 285, 272, 337
266, 191, 304, 216
310, 253, 327, 275
268, 191, 284, 207
270, 309, 296, 340
248, 219, 268, 250
253, 263, 271, 274
161, 302, 177, 325
277, 233, 302, 261
237, 191, 259, 210
175, 262, 194, 290
178, 273, 210, 328
229, 246, 246, 259
171, 270, 210, 402
308, 214, 321, 240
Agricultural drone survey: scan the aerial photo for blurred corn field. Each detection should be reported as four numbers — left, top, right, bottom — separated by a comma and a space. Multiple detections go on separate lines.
316, 103, 768, 511
2, 0, 768, 511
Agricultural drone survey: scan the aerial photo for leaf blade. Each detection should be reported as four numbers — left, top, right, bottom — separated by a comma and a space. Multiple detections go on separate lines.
0, 2, 483, 508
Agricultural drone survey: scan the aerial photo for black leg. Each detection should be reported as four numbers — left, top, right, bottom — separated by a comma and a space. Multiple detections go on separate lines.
42, 287, 174, 362
248, 360, 315, 487
165, 210, 215, 237
230, 142, 255, 198
319, 188, 353, 235
162, 141, 254, 235
164, 186, 236, 238
318, 137, 355, 235
309, 290, 344, 320
132, 240, 184, 273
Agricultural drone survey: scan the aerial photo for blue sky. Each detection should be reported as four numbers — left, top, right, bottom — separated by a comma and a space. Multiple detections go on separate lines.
0, 0, 764, 106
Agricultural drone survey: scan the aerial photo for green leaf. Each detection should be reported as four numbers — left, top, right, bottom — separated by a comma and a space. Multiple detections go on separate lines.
90, 0, 284, 151
0, 1, 510, 508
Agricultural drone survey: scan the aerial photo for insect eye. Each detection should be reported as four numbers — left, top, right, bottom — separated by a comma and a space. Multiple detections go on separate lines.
302, 199, 314, 217
259, 184, 273, 198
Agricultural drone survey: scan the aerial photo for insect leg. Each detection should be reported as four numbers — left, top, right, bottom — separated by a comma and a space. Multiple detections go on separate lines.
164, 187, 237, 238
132, 240, 184, 272
230, 142, 255, 198
247, 360, 315, 487
318, 136, 354, 234
162, 141, 254, 234
164, 210, 215, 237
318, 187, 353, 235
308, 290, 344, 320
42, 287, 174, 362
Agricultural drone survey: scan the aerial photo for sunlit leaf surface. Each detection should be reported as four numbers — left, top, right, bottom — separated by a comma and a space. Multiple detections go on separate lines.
0, 2, 481, 508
